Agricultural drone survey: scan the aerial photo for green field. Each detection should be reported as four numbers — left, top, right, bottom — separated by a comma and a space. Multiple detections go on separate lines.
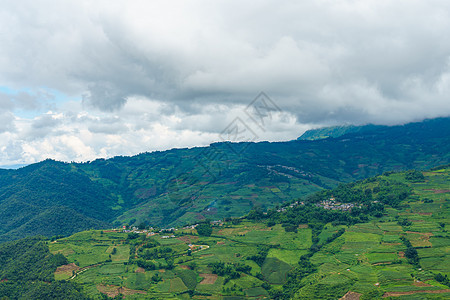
38, 167, 449, 299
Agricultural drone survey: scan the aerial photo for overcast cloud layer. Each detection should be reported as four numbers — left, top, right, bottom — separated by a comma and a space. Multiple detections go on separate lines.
1, 0, 450, 166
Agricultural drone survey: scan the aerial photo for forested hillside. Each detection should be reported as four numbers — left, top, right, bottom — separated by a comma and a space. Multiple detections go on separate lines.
1, 165, 448, 299
0, 236, 90, 299
0, 161, 113, 243
0, 117, 449, 242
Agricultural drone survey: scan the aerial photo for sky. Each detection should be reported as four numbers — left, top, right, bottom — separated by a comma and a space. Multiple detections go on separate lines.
1, 0, 450, 167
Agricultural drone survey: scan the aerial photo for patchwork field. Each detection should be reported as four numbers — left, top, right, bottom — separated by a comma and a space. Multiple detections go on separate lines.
46, 167, 450, 299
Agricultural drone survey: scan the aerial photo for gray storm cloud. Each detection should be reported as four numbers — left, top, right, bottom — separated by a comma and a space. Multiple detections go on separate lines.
1, 0, 450, 120
0, 0, 450, 165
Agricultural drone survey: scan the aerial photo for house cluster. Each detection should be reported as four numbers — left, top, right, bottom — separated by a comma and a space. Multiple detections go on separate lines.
182, 220, 223, 229
211, 220, 223, 226
120, 219, 224, 238
161, 235, 176, 239
183, 224, 198, 230
277, 165, 312, 178
316, 198, 361, 211
260, 164, 313, 179
188, 244, 206, 251
262, 165, 294, 179
122, 226, 154, 234
276, 201, 304, 212
121, 225, 180, 237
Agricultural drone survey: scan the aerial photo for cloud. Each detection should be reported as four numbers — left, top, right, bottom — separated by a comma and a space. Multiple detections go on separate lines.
11, 91, 45, 111
1, 1, 450, 114
0, 93, 14, 111
0, 89, 50, 112
0, 112, 15, 133
82, 82, 128, 111
87, 116, 128, 134
0, 97, 305, 166
0, 0, 450, 165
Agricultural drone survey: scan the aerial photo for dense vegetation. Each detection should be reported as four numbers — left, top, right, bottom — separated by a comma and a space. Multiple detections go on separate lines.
0, 118, 448, 242
196, 223, 212, 236
0, 236, 89, 299
0, 165, 448, 299
0, 161, 112, 243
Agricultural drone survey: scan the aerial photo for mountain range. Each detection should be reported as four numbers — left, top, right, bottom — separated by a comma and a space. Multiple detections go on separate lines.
0, 117, 449, 242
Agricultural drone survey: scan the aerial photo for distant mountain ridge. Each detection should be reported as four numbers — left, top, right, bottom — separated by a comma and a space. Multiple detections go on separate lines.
298, 124, 384, 140
0, 117, 449, 242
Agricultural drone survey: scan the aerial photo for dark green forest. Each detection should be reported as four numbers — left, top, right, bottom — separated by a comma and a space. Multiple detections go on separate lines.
0, 237, 90, 300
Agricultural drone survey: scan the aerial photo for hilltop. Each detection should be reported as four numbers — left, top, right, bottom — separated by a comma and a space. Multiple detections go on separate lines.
297, 124, 383, 141
0, 166, 449, 299
0, 117, 449, 242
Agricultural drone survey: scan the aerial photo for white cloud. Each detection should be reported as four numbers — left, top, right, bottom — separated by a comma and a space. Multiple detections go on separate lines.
0, 0, 450, 165
0, 112, 15, 133
0, 96, 305, 165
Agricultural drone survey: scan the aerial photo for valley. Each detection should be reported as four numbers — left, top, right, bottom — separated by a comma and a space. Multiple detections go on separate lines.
1, 165, 448, 299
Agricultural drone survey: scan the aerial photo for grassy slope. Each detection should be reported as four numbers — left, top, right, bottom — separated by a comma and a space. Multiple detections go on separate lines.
47, 167, 450, 299
0, 117, 448, 242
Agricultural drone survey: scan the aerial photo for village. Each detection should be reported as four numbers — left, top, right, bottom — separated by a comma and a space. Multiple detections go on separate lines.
276, 200, 304, 212
275, 198, 362, 213
316, 198, 362, 211
119, 220, 225, 239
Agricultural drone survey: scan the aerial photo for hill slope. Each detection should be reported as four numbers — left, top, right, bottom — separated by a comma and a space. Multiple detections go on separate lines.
2, 165, 446, 299
0, 160, 114, 242
0, 236, 89, 299
0, 117, 449, 241
298, 124, 383, 140
84, 117, 450, 228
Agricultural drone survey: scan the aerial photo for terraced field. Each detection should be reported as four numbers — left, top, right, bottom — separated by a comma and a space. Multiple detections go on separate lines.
47, 167, 449, 299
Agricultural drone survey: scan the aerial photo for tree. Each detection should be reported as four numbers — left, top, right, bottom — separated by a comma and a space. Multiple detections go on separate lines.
151, 273, 162, 282
187, 262, 197, 270
405, 170, 425, 182
166, 258, 175, 270
196, 223, 212, 236
127, 232, 139, 240
247, 207, 265, 220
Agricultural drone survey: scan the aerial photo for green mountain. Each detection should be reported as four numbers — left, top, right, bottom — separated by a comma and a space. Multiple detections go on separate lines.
0, 160, 113, 243
1, 166, 449, 299
0, 117, 449, 242
298, 124, 383, 140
